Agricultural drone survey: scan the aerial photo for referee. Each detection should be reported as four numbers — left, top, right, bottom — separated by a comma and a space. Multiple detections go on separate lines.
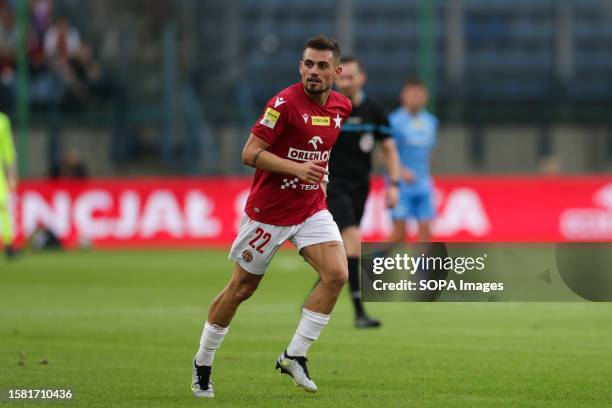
326, 56, 401, 328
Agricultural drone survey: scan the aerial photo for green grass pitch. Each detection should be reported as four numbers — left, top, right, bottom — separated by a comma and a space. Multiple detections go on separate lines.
1, 249, 611, 407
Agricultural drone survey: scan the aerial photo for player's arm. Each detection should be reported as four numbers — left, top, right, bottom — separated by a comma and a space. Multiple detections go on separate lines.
320, 163, 329, 196
379, 138, 401, 207
242, 133, 327, 184
429, 116, 439, 175
376, 109, 401, 206
379, 138, 400, 185
389, 120, 415, 183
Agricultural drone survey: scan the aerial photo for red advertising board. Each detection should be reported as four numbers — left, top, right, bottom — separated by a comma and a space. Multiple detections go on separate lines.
7, 176, 612, 248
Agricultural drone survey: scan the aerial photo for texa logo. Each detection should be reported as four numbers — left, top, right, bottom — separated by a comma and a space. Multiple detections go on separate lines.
281, 178, 299, 189
308, 136, 323, 150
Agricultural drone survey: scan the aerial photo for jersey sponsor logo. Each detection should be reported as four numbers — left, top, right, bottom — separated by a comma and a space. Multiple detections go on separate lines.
281, 178, 299, 190
260, 107, 280, 129
274, 97, 286, 108
311, 116, 330, 126
359, 133, 375, 153
411, 119, 426, 130
308, 136, 324, 150
287, 147, 330, 162
333, 113, 343, 128
280, 177, 320, 191
302, 114, 309, 124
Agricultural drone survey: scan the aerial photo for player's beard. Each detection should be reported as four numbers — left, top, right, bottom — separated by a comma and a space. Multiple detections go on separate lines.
304, 81, 331, 95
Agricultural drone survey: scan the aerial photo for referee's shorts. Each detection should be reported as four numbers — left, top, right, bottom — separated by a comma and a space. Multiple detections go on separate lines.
326, 179, 370, 232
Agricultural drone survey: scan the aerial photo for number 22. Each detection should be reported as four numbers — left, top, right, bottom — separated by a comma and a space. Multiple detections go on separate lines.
249, 227, 271, 253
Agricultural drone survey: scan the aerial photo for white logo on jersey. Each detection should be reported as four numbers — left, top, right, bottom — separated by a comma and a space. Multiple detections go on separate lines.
281, 178, 299, 190
333, 113, 343, 128
308, 136, 324, 150
274, 97, 286, 108
359, 133, 375, 153
302, 114, 309, 124
287, 148, 330, 162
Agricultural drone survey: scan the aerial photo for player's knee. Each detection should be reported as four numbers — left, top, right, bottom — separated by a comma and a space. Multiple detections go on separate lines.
235, 287, 256, 303
227, 279, 259, 303
230, 284, 257, 303
321, 266, 348, 290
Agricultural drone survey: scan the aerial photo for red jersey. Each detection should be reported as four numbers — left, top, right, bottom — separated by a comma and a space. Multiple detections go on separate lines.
245, 82, 352, 226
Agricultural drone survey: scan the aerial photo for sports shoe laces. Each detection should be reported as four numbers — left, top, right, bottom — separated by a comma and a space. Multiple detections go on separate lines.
292, 356, 310, 379
195, 365, 212, 389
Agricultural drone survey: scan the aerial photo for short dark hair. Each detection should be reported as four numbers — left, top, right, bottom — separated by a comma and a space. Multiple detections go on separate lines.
340, 55, 364, 72
403, 77, 426, 89
303, 35, 341, 64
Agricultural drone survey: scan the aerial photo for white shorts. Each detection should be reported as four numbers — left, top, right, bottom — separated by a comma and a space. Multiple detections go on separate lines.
229, 209, 342, 275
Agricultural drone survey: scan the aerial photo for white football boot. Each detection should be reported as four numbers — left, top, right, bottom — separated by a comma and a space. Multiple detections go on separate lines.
192, 360, 214, 398
275, 351, 318, 393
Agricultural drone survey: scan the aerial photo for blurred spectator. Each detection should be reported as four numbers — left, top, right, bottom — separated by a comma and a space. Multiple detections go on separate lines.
1, 4, 117, 109
50, 147, 89, 179
30, 0, 53, 39
44, 16, 80, 62
27, 21, 47, 73
26, 18, 57, 106
41, 15, 120, 108
72, 41, 124, 104
41, 16, 82, 102
73, 43, 100, 80
540, 155, 561, 175
0, 1, 15, 94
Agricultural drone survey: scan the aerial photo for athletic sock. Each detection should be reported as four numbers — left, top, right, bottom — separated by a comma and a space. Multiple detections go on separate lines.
286, 308, 330, 357
347, 257, 366, 317
195, 321, 229, 366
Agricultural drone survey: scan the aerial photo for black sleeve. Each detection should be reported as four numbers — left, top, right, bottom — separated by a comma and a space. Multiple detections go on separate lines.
372, 101, 392, 142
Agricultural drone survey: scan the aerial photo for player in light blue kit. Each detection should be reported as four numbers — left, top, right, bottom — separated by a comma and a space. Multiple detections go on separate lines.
388, 78, 438, 242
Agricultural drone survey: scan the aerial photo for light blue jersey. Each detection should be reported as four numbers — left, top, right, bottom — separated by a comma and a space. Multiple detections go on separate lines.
389, 108, 438, 193
388, 108, 438, 221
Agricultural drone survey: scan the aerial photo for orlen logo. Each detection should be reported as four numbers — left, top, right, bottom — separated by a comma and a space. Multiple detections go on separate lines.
308, 136, 323, 150
288, 148, 330, 162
